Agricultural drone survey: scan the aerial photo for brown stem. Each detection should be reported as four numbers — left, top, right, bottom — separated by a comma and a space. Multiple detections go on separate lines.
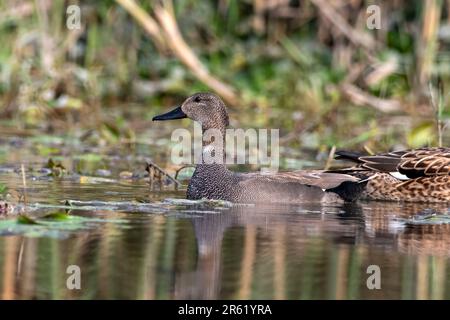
310, 0, 376, 50
115, 0, 240, 106
154, 3, 239, 106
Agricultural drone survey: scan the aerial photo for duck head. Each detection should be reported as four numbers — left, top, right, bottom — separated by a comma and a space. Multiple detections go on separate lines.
152, 92, 229, 131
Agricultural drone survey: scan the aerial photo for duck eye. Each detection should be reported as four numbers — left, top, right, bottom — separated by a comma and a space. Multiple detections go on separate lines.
194, 96, 201, 103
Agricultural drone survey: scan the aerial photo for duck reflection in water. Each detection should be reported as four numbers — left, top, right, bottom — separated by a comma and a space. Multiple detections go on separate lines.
174, 201, 450, 299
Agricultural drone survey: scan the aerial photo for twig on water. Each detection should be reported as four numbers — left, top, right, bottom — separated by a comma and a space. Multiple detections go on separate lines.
146, 160, 181, 190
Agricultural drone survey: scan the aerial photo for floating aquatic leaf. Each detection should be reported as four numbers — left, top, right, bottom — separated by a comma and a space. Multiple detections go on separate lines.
42, 212, 70, 221
38, 200, 170, 214
0, 209, 130, 238
17, 215, 39, 225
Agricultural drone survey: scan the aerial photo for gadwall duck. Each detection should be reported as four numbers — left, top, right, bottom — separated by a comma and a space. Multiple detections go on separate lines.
153, 92, 365, 204
332, 148, 450, 202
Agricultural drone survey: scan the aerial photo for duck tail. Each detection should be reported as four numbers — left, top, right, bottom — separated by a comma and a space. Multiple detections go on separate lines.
327, 180, 368, 202
334, 150, 367, 163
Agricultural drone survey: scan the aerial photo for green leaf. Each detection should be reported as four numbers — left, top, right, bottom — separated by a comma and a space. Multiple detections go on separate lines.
42, 212, 70, 221
17, 215, 39, 225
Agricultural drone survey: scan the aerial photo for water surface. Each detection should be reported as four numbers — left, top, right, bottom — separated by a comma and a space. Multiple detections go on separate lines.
1, 135, 450, 300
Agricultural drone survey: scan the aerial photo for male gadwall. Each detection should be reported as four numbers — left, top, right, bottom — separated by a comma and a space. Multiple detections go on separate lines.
333, 148, 450, 202
153, 92, 365, 204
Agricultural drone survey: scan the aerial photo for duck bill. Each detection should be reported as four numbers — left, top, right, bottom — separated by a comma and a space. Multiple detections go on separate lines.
152, 106, 187, 121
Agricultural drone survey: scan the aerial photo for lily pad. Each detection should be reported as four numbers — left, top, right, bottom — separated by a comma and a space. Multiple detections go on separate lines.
17, 215, 39, 225
0, 210, 130, 238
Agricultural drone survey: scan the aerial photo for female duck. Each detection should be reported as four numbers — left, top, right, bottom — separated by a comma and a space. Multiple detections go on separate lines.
334, 148, 450, 202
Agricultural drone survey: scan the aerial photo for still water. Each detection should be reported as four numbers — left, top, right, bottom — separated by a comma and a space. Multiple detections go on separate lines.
1, 135, 450, 299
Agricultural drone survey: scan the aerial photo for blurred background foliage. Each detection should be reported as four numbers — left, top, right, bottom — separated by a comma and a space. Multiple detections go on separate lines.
0, 0, 450, 155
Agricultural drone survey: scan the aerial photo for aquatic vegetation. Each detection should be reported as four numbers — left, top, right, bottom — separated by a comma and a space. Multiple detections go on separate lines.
0, 210, 130, 238
1, 1, 449, 153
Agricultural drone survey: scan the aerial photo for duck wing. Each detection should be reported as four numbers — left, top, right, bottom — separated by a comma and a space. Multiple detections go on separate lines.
240, 170, 360, 190
336, 147, 450, 179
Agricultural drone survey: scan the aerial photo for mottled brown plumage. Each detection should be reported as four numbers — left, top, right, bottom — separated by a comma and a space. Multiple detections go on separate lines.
334, 148, 450, 202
